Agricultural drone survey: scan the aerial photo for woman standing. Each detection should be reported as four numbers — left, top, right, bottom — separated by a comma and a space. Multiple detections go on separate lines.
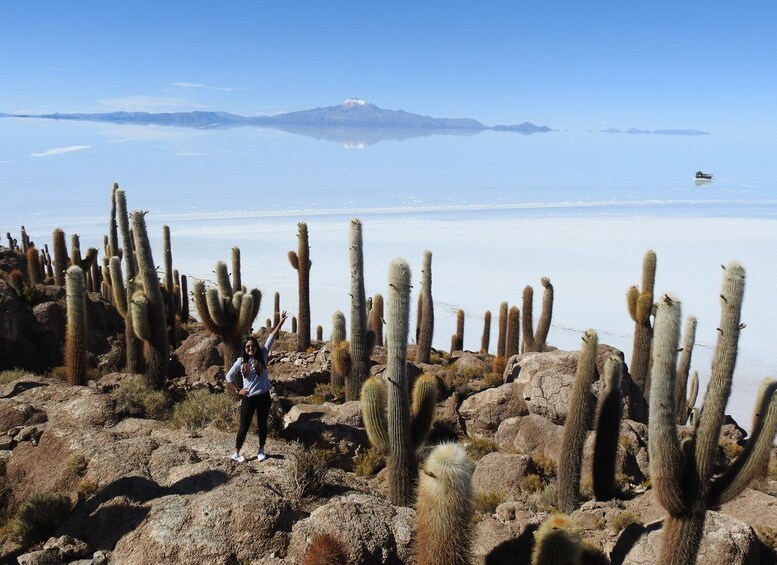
226, 310, 288, 462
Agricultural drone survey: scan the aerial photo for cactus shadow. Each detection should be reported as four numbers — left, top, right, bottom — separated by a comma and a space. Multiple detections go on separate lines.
609, 519, 662, 565
485, 524, 537, 565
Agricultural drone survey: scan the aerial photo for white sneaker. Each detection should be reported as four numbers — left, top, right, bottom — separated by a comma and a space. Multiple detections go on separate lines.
231, 452, 245, 463
257, 449, 267, 462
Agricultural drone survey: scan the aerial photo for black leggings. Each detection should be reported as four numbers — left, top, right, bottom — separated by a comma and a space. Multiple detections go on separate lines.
235, 392, 271, 451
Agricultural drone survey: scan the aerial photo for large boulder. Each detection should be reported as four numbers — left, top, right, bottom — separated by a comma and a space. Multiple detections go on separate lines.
509, 414, 564, 462
174, 332, 223, 378
286, 493, 414, 565
459, 382, 528, 437
472, 452, 535, 497
281, 402, 367, 453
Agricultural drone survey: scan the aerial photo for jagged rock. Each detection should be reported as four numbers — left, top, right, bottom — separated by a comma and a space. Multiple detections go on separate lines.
286, 493, 414, 564
174, 332, 223, 377
0, 399, 47, 432
472, 452, 535, 496
16, 548, 62, 565
459, 382, 528, 437
451, 351, 488, 376
43, 535, 91, 560
281, 402, 367, 452
616, 511, 762, 565
510, 414, 564, 462
272, 369, 329, 397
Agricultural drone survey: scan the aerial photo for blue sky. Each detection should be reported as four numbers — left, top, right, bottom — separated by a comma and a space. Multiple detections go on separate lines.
2, 1, 776, 133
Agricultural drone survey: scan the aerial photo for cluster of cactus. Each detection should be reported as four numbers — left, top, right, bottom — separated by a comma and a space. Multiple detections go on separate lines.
415, 250, 434, 363
521, 277, 554, 353
361, 258, 437, 506
557, 330, 625, 512
192, 246, 261, 372
288, 222, 312, 351
627, 250, 656, 402
648, 263, 777, 565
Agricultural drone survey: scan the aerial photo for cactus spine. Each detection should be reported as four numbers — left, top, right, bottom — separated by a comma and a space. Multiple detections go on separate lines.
65, 266, 88, 385
505, 305, 520, 358
675, 316, 698, 424
496, 301, 508, 357
416, 250, 434, 363
531, 513, 583, 565
628, 250, 656, 401
130, 211, 170, 389
288, 222, 311, 351
480, 310, 491, 355
557, 329, 598, 513
368, 293, 384, 347
592, 355, 623, 501
347, 219, 371, 400
649, 263, 777, 565
414, 442, 474, 565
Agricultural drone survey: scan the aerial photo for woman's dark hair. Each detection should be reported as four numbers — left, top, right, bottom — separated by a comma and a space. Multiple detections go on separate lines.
241, 336, 266, 372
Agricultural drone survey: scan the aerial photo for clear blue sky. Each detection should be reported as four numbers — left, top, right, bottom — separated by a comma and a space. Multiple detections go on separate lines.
2, 1, 776, 134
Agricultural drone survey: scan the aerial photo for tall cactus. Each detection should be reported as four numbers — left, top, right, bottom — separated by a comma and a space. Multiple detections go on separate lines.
347, 219, 372, 400
369, 293, 384, 347
360, 262, 437, 506
522, 278, 554, 353
480, 310, 491, 355
414, 442, 474, 565
557, 329, 598, 513
505, 305, 520, 358
130, 211, 170, 389
649, 263, 777, 565
289, 222, 311, 351
162, 225, 178, 349
416, 250, 434, 363
332, 310, 346, 344
108, 182, 120, 259
592, 355, 623, 501
193, 254, 261, 372
496, 301, 508, 357
273, 291, 281, 327
65, 266, 88, 386
627, 250, 656, 401
452, 309, 464, 353
52, 228, 68, 286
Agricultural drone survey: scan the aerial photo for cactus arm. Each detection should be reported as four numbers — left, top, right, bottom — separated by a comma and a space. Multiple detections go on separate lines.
686, 371, 699, 423
557, 329, 598, 513
288, 250, 299, 269
627, 286, 639, 322
592, 355, 623, 501
192, 280, 219, 333
52, 228, 68, 286
214, 261, 232, 300
709, 380, 777, 506
648, 294, 686, 517
675, 316, 698, 423
236, 293, 255, 336
521, 285, 535, 353
368, 293, 384, 347
360, 377, 390, 454
249, 288, 261, 325
109, 257, 128, 317
231, 246, 241, 293
534, 277, 554, 349
131, 291, 152, 341
115, 190, 136, 278
694, 263, 745, 485
206, 288, 229, 328
332, 310, 346, 344
416, 250, 434, 363
410, 374, 438, 449
496, 301, 508, 357
108, 182, 120, 259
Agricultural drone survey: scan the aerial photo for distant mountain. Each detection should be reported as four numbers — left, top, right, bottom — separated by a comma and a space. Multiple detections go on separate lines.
601, 127, 709, 136
4, 99, 553, 147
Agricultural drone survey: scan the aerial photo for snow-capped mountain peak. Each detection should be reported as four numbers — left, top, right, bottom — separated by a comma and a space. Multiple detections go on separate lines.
342, 98, 368, 107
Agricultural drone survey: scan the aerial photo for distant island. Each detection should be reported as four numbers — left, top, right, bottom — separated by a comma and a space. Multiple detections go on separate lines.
600, 127, 709, 136
2, 99, 554, 147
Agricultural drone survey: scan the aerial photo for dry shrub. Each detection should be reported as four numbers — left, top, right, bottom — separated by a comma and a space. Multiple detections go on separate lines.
768, 453, 777, 480
483, 371, 504, 387
519, 473, 544, 492
426, 417, 462, 446
288, 442, 334, 500
610, 510, 642, 533
13, 492, 72, 548
465, 437, 499, 461
460, 365, 485, 380
353, 447, 384, 477
474, 491, 504, 515
65, 453, 88, 477
77, 480, 99, 501
719, 438, 744, 466
755, 525, 777, 554
531, 453, 557, 478
0, 368, 31, 384
170, 389, 238, 431
429, 353, 444, 365
491, 355, 507, 376
302, 532, 351, 565
112, 379, 171, 420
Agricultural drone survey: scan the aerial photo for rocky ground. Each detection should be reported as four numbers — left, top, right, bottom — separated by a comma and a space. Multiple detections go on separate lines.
1, 248, 776, 565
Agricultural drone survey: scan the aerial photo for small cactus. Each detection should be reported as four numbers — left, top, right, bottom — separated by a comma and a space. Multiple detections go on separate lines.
480, 310, 491, 355
302, 533, 351, 565
531, 513, 583, 565
505, 305, 520, 358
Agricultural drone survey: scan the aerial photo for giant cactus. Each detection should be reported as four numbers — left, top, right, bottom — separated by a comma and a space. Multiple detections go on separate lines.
627, 250, 656, 401
480, 310, 491, 355
193, 258, 260, 372
346, 219, 374, 400
416, 250, 434, 363
649, 263, 777, 565
505, 305, 520, 358
414, 442, 474, 565
130, 211, 170, 389
674, 315, 698, 424
289, 222, 311, 351
496, 301, 508, 358
65, 265, 88, 385
592, 355, 624, 501
522, 277, 554, 353
360, 259, 437, 505
557, 329, 598, 513
162, 225, 178, 348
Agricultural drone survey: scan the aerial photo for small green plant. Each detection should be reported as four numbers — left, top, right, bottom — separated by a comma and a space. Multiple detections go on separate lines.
610, 510, 642, 533
65, 453, 88, 477
288, 442, 333, 500
170, 389, 239, 431
353, 447, 384, 477
465, 437, 499, 461
112, 379, 171, 420
474, 491, 504, 515
12, 492, 72, 548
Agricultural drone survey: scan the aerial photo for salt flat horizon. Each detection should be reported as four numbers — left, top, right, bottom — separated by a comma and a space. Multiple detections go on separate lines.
7, 206, 776, 430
